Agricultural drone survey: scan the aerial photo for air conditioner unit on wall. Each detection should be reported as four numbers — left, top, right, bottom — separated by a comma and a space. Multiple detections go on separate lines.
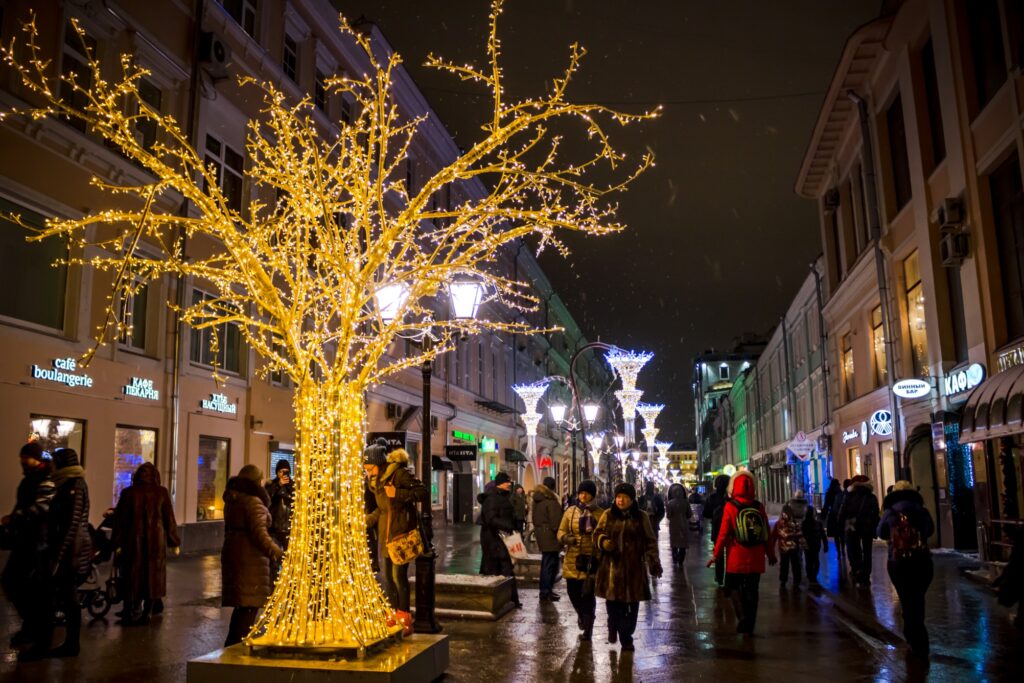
935, 197, 965, 231
940, 231, 970, 267
199, 32, 232, 80
934, 196, 969, 267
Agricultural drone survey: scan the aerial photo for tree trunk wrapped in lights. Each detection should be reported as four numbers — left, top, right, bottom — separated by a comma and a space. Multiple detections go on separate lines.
1, 2, 654, 649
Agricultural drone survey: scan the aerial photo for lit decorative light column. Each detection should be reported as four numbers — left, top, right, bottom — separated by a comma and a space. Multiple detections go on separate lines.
514, 381, 550, 459
641, 427, 660, 458
637, 403, 664, 458
614, 389, 644, 446
606, 350, 652, 446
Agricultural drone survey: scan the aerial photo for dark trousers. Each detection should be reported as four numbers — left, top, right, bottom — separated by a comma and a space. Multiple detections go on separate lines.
1, 553, 45, 640
714, 551, 726, 586
35, 573, 80, 654
540, 551, 560, 595
725, 572, 761, 633
225, 606, 259, 647
888, 556, 933, 654
846, 532, 874, 582
565, 578, 596, 626
805, 545, 821, 583
671, 547, 687, 565
381, 553, 411, 612
779, 550, 802, 585
605, 600, 640, 646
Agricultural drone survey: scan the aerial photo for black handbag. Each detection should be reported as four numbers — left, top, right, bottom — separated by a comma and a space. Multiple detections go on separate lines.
575, 553, 594, 574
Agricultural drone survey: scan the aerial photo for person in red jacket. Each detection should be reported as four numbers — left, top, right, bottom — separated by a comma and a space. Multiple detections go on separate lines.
707, 470, 776, 634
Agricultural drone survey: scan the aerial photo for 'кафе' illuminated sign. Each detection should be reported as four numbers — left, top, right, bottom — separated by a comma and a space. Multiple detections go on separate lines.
31, 357, 93, 388
201, 393, 237, 414
123, 376, 159, 401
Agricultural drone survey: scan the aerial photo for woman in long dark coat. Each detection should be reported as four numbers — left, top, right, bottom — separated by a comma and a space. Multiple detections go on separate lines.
665, 483, 692, 569
479, 472, 522, 608
112, 462, 180, 624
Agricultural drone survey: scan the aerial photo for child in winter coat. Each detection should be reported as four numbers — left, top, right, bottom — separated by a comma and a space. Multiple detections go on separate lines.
771, 504, 806, 588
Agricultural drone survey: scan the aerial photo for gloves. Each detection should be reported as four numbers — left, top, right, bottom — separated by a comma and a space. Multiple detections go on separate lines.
706, 558, 715, 568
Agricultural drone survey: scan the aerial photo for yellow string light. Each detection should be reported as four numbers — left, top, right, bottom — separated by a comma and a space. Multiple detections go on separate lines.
0, 1, 656, 650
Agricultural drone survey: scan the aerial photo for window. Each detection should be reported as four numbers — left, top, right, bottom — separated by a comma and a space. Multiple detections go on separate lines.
189, 289, 244, 373
719, 364, 730, 380
340, 94, 354, 125
29, 415, 85, 463
269, 342, 289, 386
919, 39, 946, 169
197, 436, 229, 521
965, 0, 1007, 112
283, 34, 298, 82
314, 69, 328, 112
406, 159, 415, 197
848, 447, 862, 478
872, 305, 887, 387
886, 94, 912, 214
205, 134, 244, 213
113, 426, 156, 505
842, 333, 855, 402
61, 21, 97, 134
0, 198, 67, 329
492, 350, 498, 400
135, 78, 163, 151
118, 280, 150, 350
478, 340, 485, 395
991, 153, 1024, 340
220, 0, 257, 38
853, 162, 871, 248
904, 251, 929, 377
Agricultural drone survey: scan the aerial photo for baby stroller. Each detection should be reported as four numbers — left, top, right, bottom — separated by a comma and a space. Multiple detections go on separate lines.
75, 522, 121, 619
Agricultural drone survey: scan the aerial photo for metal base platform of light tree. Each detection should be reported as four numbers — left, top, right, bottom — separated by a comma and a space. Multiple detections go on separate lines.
187, 633, 448, 683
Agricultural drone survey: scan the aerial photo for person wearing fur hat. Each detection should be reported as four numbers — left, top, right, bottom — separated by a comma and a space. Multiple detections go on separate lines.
364, 447, 426, 613
221, 464, 284, 647
479, 471, 522, 608
532, 476, 564, 601
558, 479, 604, 639
708, 470, 776, 635
1, 442, 55, 656
594, 482, 662, 651
838, 474, 880, 586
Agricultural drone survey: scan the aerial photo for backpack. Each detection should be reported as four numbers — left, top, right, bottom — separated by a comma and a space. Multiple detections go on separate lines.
890, 512, 924, 559
732, 501, 768, 547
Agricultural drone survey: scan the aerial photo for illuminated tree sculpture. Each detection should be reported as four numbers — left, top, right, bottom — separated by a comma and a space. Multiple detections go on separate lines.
1, 3, 654, 650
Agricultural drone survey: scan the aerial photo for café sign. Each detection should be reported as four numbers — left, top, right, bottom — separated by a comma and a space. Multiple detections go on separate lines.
123, 376, 159, 401
31, 357, 93, 389
201, 393, 237, 414
893, 378, 931, 399
943, 363, 985, 400
841, 428, 859, 444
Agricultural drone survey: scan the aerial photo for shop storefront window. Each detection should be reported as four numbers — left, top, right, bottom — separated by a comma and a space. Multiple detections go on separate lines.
880, 441, 896, 496
113, 426, 156, 505
872, 306, 886, 387
842, 333, 855, 402
848, 447, 862, 478
904, 251, 929, 377
197, 436, 229, 521
29, 415, 85, 462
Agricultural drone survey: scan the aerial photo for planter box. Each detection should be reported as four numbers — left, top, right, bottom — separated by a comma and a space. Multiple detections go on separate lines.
409, 573, 515, 620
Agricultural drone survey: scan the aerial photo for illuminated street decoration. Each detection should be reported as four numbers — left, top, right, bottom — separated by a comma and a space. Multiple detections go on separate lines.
641, 426, 660, 454
514, 382, 550, 458
605, 350, 654, 391
637, 403, 664, 428
0, 5, 654, 649
614, 388, 644, 445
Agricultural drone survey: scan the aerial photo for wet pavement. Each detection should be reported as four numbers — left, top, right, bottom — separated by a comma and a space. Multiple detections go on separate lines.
1, 523, 1020, 682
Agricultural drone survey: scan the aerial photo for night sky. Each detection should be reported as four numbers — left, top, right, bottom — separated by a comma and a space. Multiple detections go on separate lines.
333, 0, 880, 442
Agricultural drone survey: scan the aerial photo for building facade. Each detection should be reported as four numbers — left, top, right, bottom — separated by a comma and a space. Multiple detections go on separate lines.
0, 0, 606, 548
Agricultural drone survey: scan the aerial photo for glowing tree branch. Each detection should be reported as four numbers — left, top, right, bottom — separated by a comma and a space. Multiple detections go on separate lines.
1, 3, 654, 650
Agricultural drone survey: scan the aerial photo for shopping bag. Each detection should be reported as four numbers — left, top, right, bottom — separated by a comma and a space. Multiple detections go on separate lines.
503, 531, 529, 560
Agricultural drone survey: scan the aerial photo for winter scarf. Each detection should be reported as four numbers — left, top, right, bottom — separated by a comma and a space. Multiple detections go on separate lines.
53, 465, 85, 486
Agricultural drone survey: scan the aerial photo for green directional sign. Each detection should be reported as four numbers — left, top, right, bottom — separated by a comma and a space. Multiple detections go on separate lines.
451, 430, 476, 442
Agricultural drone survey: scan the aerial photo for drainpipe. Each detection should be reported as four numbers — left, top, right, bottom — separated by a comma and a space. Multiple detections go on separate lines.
811, 261, 832, 476
847, 90, 903, 480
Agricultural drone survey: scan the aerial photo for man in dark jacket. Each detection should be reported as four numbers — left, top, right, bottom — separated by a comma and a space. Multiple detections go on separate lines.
365, 447, 426, 613
112, 462, 180, 624
479, 472, 521, 608
822, 478, 847, 564
532, 476, 564, 601
1, 442, 55, 652
511, 485, 528, 533
221, 465, 284, 647
702, 474, 731, 587
265, 459, 294, 585
838, 475, 880, 586
639, 481, 666, 535
878, 481, 935, 657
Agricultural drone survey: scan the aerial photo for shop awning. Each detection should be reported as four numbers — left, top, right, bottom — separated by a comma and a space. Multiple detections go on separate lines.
959, 364, 1024, 443
431, 456, 453, 471
504, 448, 528, 463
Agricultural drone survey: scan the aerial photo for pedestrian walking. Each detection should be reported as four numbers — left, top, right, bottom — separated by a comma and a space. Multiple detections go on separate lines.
512, 485, 528, 534
639, 481, 665, 535
802, 502, 827, 586
479, 472, 522, 608
26, 448, 92, 660
665, 483, 692, 569
265, 459, 294, 551
771, 500, 805, 589
557, 479, 604, 640
111, 462, 180, 624
532, 476, 564, 602
0, 442, 55, 655
877, 480, 935, 657
708, 470, 776, 635
595, 483, 662, 652
702, 474, 731, 587
838, 475, 880, 586
995, 525, 1024, 629
364, 446, 426, 614
221, 464, 284, 647
822, 478, 847, 563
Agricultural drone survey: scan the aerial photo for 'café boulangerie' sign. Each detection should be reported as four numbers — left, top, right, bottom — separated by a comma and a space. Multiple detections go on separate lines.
201, 393, 237, 414
31, 357, 93, 388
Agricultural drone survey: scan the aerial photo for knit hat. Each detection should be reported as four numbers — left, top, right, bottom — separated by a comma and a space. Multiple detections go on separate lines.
53, 448, 80, 469
851, 474, 870, 484
794, 490, 805, 500
613, 482, 636, 501
275, 459, 291, 474
542, 476, 557, 490
577, 479, 597, 497
363, 441, 387, 467
494, 471, 512, 486
893, 480, 914, 492
239, 464, 263, 482
19, 441, 43, 460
